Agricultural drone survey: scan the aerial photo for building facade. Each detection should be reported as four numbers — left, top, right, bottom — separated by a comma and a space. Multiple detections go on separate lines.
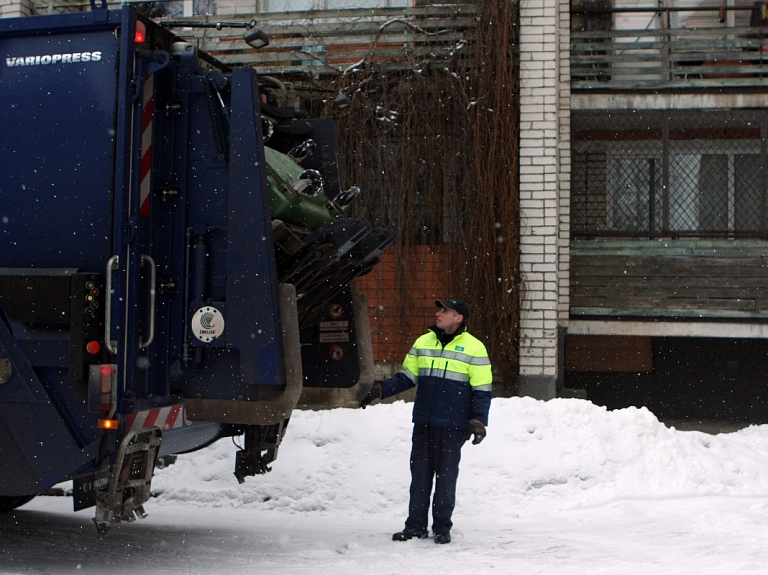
562, 0, 768, 422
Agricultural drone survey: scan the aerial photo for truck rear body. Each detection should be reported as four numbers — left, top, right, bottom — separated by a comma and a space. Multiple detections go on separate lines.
0, 7, 392, 529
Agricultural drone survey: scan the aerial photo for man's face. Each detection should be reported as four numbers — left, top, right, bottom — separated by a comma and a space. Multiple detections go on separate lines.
435, 306, 464, 334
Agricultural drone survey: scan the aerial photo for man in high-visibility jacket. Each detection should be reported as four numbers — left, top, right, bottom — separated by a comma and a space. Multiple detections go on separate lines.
360, 298, 492, 545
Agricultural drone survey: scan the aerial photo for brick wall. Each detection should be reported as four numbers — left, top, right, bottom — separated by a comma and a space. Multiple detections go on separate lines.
355, 244, 462, 365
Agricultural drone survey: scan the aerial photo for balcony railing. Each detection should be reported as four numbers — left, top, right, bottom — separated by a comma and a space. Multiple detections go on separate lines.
571, 3, 768, 91
157, 5, 477, 75
572, 25, 768, 91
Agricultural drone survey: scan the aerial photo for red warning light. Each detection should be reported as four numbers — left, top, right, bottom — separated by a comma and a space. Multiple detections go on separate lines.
86, 341, 101, 355
135, 22, 147, 44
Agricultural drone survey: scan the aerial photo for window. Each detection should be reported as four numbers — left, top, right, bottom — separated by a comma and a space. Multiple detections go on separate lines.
261, 0, 409, 11
573, 110, 768, 238
155, 0, 217, 18
607, 156, 662, 231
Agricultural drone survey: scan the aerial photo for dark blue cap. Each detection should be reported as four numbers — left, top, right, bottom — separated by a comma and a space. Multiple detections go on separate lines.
435, 298, 470, 321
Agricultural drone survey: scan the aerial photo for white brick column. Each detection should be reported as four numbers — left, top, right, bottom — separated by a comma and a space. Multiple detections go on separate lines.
0, 0, 34, 18
518, 0, 570, 399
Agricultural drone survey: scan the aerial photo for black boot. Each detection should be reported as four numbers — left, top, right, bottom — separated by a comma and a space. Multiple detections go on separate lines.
434, 532, 452, 545
392, 529, 429, 541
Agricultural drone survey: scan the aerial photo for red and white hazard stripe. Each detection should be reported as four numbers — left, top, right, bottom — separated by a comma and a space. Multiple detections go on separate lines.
125, 404, 185, 433
139, 75, 154, 217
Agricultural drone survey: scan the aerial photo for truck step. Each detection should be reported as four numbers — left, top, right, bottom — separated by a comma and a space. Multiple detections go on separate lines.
93, 428, 162, 534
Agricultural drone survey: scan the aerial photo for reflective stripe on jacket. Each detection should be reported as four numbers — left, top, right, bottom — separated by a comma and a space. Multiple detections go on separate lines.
380, 327, 492, 432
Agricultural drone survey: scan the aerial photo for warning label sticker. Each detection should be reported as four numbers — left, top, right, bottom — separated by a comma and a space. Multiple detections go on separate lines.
319, 321, 349, 331
319, 332, 350, 343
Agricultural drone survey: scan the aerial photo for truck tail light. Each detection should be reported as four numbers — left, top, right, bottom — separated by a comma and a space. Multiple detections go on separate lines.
135, 21, 146, 44
88, 364, 118, 415
99, 364, 116, 412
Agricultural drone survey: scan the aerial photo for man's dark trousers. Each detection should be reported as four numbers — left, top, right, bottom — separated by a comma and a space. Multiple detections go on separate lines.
404, 424, 466, 535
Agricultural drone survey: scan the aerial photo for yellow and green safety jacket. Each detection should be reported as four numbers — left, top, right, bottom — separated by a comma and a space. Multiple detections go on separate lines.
380, 324, 492, 432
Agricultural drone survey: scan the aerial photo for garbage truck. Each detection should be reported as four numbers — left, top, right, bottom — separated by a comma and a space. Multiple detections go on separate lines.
0, 3, 394, 532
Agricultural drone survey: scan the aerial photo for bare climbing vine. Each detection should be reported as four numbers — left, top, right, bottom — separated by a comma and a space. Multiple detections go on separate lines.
306, 0, 521, 393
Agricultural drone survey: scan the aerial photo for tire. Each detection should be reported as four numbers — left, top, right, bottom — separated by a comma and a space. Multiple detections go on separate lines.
0, 495, 35, 512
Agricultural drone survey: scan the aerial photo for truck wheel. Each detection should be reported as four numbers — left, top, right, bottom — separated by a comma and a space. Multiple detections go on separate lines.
0, 495, 35, 512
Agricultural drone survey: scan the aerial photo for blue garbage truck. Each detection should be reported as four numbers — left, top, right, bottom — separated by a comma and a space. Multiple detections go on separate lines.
0, 4, 393, 532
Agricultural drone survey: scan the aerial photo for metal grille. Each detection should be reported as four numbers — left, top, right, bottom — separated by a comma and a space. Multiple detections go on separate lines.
572, 109, 767, 237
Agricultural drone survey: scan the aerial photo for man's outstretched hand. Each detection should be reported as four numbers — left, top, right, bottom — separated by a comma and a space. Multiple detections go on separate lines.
467, 419, 486, 444
359, 382, 381, 409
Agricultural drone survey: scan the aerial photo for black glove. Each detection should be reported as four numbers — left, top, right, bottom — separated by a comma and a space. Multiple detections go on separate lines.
359, 382, 381, 409
467, 419, 486, 445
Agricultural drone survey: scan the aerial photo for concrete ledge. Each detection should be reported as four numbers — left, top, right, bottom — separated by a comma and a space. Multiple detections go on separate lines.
519, 374, 557, 400
558, 387, 587, 400
572, 93, 768, 111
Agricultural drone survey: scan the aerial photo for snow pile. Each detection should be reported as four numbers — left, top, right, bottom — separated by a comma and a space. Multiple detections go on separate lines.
152, 397, 768, 520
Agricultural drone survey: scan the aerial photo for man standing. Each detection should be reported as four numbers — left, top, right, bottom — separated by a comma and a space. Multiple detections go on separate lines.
360, 298, 492, 545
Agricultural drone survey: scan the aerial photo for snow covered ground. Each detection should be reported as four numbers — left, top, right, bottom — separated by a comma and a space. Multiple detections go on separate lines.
3, 397, 768, 574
